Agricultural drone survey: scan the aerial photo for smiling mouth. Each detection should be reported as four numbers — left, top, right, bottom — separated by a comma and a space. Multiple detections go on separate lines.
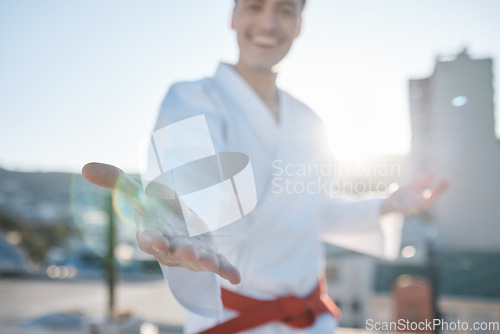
252, 35, 278, 47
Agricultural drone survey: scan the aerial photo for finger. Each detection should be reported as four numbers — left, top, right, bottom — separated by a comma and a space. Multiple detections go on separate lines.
389, 188, 425, 215
171, 241, 199, 262
411, 172, 436, 191
151, 237, 170, 254
82, 162, 124, 189
83, 162, 147, 214
198, 252, 219, 271
431, 180, 449, 198
215, 254, 241, 285
137, 229, 169, 255
398, 192, 423, 215
423, 180, 449, 205
82, 162, 141, 197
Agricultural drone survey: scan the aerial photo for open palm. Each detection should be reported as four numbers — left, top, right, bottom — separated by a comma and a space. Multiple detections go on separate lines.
82, 162, 241, 284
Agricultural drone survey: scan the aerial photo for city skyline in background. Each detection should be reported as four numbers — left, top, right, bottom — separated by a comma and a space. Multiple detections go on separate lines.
1, 0, 500, 173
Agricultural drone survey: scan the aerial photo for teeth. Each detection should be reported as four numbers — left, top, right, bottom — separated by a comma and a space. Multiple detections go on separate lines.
253, 35, 278, 47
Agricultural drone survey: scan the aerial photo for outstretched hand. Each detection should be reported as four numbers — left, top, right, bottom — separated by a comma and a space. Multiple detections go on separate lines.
81, 162, 241, 284
381, 173, 449, 216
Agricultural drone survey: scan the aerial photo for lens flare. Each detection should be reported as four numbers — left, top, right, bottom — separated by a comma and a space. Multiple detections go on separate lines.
71, 174, 109, 260
112, 177, 136, 228
70, 174, 136, 262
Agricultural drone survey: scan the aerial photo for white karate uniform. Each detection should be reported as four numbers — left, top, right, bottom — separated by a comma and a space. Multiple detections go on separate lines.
151, 63, 402, 333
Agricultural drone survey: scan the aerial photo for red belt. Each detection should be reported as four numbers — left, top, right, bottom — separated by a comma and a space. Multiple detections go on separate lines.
199, 277, 341, 333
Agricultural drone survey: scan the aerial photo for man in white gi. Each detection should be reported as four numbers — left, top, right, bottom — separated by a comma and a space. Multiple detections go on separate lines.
82, 0, 448, 332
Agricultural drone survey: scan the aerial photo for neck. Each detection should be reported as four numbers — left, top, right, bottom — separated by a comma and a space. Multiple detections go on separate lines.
233, 62, 280, 120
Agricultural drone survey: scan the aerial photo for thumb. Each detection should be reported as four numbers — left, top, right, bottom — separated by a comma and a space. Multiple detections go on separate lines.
82, 162, 141, 197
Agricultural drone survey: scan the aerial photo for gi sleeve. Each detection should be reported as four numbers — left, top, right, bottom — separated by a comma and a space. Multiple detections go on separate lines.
147, 80, 228, 319
318, 195, 403, 260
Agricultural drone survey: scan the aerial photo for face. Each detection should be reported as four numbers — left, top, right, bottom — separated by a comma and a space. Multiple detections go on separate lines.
232, 0, 303, 73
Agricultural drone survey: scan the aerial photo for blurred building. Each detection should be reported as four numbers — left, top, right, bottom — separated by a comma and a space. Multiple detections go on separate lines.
0, 168, 73, 224
326, 49, 500, 331
408, 48, 500, 251
0, 230, 32, 275
0, 168, 153, 278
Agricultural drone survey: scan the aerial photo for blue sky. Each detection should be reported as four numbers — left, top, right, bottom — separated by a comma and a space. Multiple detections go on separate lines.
1, 0, 499, 173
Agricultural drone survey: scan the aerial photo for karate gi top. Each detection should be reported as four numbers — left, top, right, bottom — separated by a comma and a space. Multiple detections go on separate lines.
150, 63, 403, 333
